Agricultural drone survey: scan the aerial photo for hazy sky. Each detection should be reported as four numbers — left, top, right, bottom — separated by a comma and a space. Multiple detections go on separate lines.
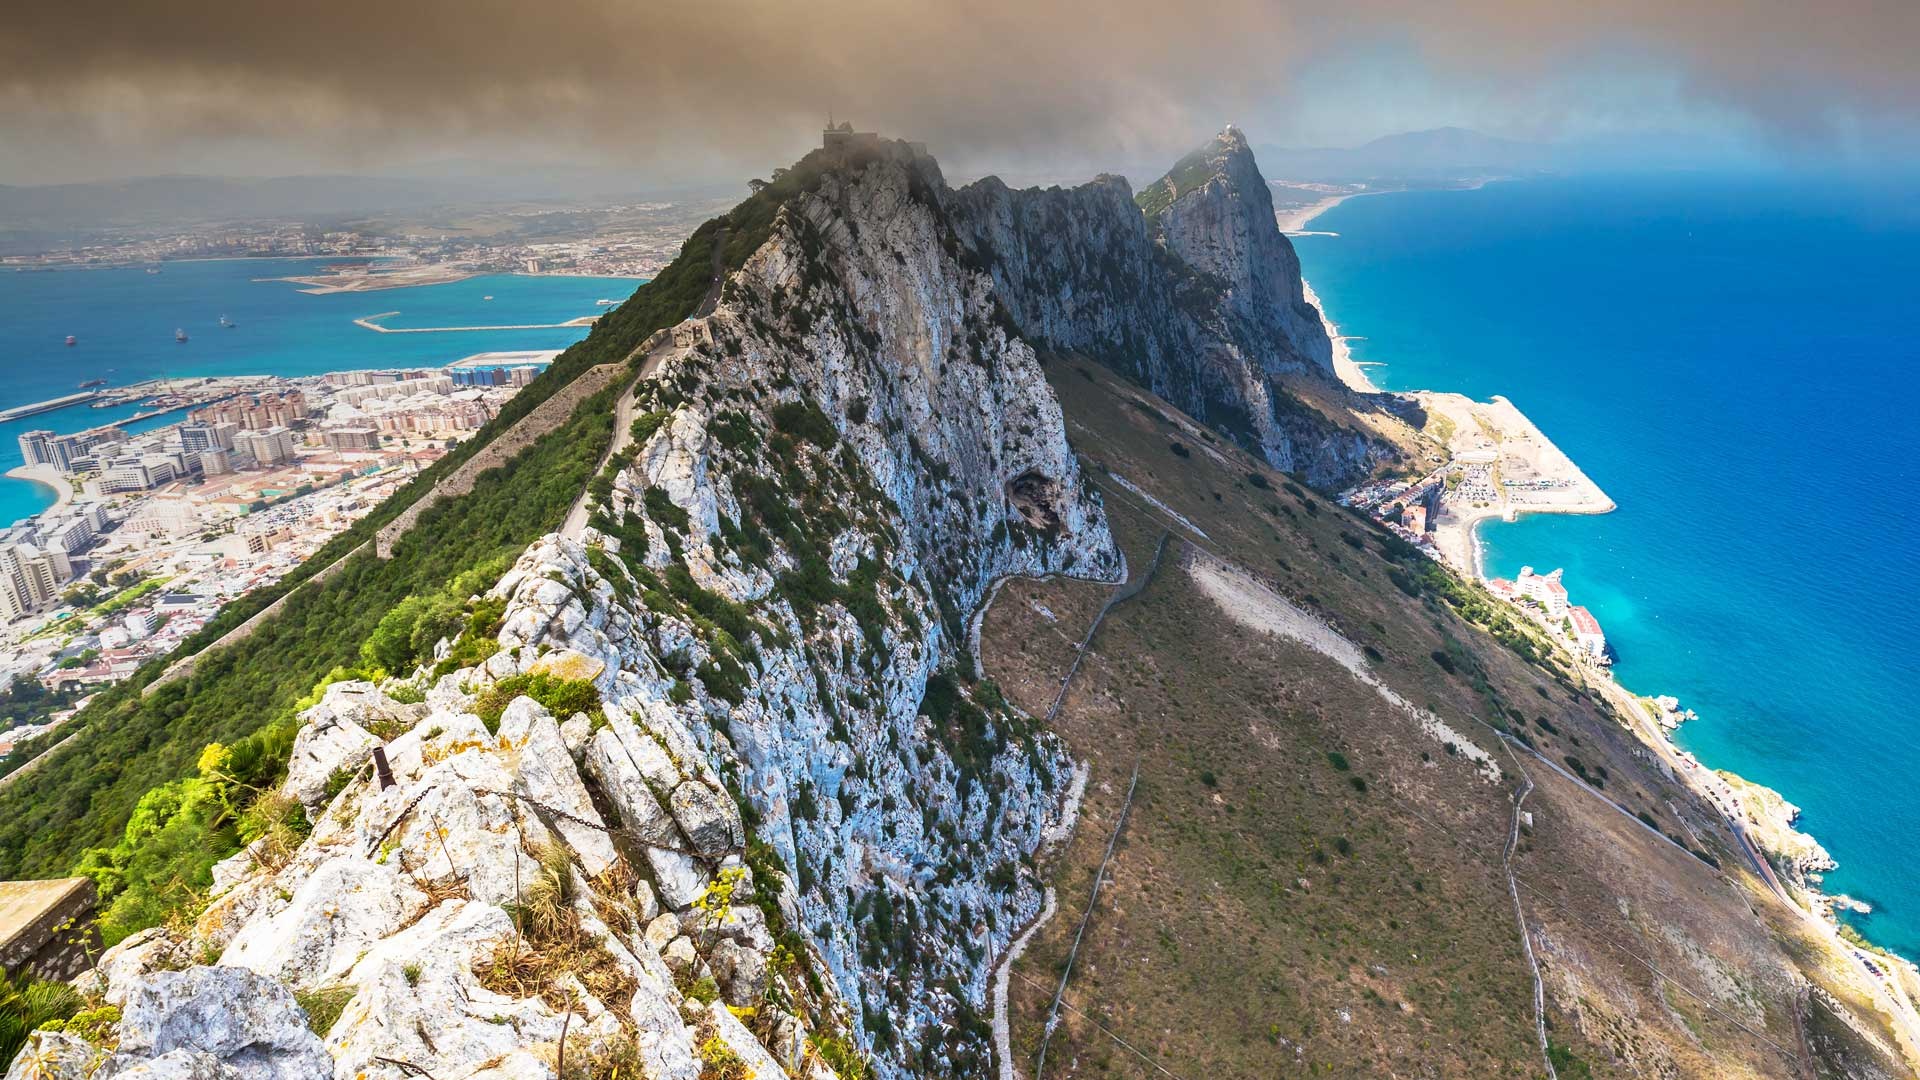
2, 0, 1917, 186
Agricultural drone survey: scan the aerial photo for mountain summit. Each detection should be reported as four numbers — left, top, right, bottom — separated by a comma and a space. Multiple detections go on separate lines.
952, 127, 1388, 486
1146, 126, 1336, 380
4, 129, 1915, 1080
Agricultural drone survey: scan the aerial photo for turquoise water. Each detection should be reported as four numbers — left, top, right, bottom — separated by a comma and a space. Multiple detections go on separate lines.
0, 260, 643, 524
1294, 175, 1920, 954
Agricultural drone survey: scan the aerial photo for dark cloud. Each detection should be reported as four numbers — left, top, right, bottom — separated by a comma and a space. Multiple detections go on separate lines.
2, 0, 1916, 182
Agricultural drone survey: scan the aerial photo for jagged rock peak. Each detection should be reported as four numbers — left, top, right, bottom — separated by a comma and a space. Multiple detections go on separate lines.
1143, 127, 1335, 378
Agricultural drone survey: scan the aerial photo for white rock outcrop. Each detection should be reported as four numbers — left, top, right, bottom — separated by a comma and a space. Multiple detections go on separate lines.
48, 139, 1121, 1080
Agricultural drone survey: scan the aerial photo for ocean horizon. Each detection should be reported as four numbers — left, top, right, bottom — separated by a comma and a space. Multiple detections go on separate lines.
1294, 173, 1920, 956
0, 259, 645, 526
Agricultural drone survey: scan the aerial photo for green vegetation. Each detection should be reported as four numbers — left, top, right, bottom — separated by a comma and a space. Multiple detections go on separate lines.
473, 672, 603, 732
1134, 145, 1217, 220
293, 985, 354, 1038
0, 678, 80, 735
1547, 1041, 1596, 1079
359, 563, 508, 677
771, 400, 839, 447
0, 210, 727, 925
808, 1032, 873, 1079
0, 969, 82, 1064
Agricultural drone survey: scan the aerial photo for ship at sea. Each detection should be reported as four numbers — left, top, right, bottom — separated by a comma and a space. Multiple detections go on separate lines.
175, 328, 188, 343
220, 314, 236, 328
77, 378, 107, 389
65, 335, 77, 347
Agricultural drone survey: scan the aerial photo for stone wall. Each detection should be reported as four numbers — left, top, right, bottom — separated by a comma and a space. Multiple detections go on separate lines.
374, 361, 627, 558
0, 878, 98, 982
143, 539, 371, 694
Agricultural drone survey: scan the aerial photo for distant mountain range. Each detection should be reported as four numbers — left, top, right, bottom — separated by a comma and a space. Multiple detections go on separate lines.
1253, 125, 1773, 184
0, 175, 480, 230
0, 167, 736, 232
1252, 127, 1555, 182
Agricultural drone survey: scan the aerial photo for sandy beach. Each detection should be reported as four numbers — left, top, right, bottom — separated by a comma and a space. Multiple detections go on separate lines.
1301, 278, 1380, 394
1284, 189, 1387, 395
1275, 192, 1354, 234
1406, 392, 1615, 577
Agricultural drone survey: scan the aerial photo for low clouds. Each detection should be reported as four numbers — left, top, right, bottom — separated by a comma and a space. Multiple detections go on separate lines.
2, 0, 1916, 182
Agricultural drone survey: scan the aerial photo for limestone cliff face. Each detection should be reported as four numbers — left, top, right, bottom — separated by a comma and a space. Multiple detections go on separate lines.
32, 143, 1119, 1080
948, 130, 1376, 487
1152, 125, 1333, 377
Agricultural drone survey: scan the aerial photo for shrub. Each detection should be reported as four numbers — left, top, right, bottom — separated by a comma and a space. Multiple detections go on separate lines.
0, 970, 82, 1063
644, 487, 692, 534
630, 409, 672, 445
771, 400, 839, 447
474, 673, 602, 732
698, 1034, 752, 1080
809, 1032, 873, 1079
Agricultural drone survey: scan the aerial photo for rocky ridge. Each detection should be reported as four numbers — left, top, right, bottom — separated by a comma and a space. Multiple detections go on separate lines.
8, 139, 1120, 1080
949, 127, 1380, 486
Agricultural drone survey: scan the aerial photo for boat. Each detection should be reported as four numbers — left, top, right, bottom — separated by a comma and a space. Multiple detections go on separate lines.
175, 328, 188, 343
482, 295, 494, 301
220, 315, 236, 328
65, 335, 77, 347
595, 298, 618, 306
77, 378, 106, 389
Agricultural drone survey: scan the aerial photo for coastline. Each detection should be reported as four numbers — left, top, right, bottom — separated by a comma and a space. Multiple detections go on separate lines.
1286, 190, 1387, 395
5, 464, 72, 518
1301, 277, 1380, 394
1300, 183, 1920, 1040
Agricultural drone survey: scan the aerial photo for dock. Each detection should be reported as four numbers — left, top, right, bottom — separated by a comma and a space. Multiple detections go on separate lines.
0, 390, 100, 424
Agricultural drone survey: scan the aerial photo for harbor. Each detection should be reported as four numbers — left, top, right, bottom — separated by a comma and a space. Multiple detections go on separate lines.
0, 392, 100, 425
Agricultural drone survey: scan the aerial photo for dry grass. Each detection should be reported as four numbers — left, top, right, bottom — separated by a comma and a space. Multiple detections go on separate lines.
980, 360, 1910, 1078
475, 841, 637, 1017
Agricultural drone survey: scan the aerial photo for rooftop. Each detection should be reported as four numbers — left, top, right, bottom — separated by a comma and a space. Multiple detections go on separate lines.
0, 878, 90, 951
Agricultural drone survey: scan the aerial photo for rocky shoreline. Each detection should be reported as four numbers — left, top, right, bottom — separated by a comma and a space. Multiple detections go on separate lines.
1291, 189, 1920, 1029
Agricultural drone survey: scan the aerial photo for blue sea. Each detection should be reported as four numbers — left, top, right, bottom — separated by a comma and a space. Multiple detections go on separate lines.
1294, 174, 1920, 954
0, 259, 643, 524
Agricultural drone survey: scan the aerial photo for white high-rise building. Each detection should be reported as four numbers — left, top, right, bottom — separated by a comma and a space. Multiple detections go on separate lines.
234, 426, 297, 467
0, 543, 75, 622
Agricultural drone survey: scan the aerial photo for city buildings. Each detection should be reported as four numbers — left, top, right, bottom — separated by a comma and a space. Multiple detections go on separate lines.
1570, 605, 1608, 659
179, 421, 239, 453
188, 391, 307, 432
0, 544, 74, 621
1513, 566, 1570, 618
17, 427, 128, 474
233, 426, 297, 467
321, 427, 382, 452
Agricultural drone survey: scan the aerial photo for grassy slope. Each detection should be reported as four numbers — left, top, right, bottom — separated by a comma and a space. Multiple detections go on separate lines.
986, 360, 1910, 1078
1135, 147, 1217, 222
